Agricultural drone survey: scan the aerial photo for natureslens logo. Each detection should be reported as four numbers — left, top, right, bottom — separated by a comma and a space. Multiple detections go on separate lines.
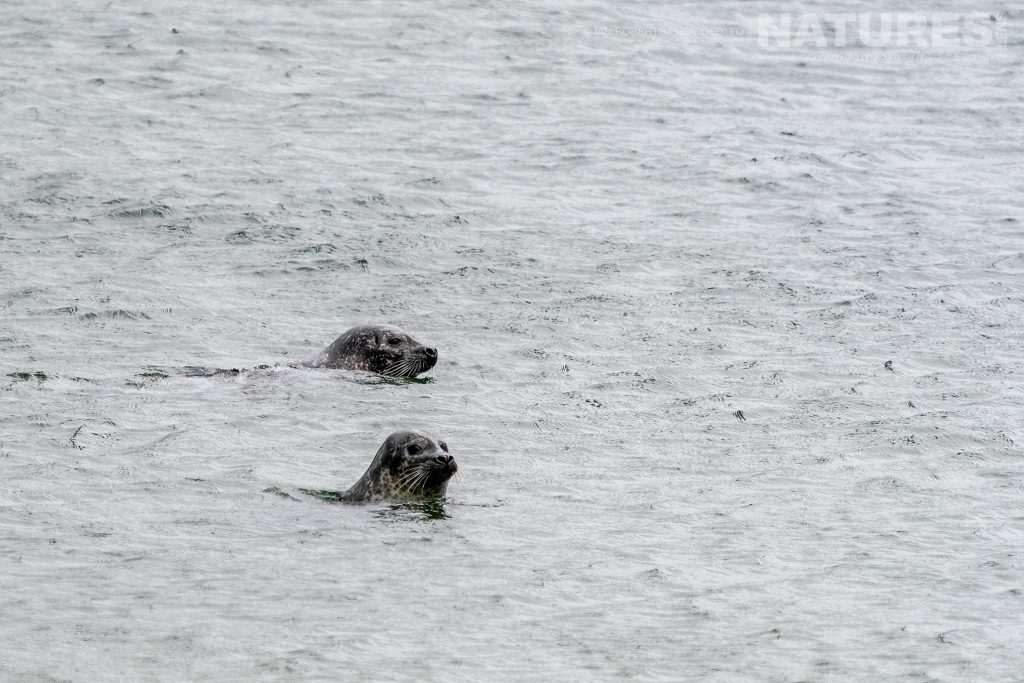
754, 13, 1004, 49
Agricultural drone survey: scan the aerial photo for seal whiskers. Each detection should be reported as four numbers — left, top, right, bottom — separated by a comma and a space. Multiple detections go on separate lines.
383, 359, 414, 377
394, 465, 429, 494
400, 470, 425, 495
408, 465, 432, 494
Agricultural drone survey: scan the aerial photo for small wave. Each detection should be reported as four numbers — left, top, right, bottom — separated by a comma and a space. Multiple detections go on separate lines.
108, 203, 172, 219
79, 310, 152, 321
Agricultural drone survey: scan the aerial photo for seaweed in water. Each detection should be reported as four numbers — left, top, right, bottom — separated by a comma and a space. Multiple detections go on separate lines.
297, 488, 347, 503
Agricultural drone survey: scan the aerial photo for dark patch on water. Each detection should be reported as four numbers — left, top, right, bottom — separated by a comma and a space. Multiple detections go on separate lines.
352, 193, 386, 207
287, 258, 351, 273
182, 366, 243, 378
79, 310, 152, 320
226, 224, 300, 244
374, 499, 451, 520
262, 487, 301, 501
108, 204, 172, 219
67, 425, 85, 450
7, 370, 47, 381
294, 243, 337, 254
154, 220, 193, 235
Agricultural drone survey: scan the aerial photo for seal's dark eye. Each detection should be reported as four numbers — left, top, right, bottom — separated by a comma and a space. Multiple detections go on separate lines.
439, 441, 448, 453
407, 444, 422, 455
388, 338, 401, 346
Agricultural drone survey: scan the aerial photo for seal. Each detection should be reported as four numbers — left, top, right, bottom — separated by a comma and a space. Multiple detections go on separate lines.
301, 324, 437, 378
336, 431, 457, 502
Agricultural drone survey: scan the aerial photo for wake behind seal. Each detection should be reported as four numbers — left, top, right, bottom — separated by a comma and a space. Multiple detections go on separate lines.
299, 324, 437, 378
301, 431, 458, 503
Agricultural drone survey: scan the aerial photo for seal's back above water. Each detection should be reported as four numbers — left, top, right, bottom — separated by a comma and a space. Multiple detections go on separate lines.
301, 324, 437, 378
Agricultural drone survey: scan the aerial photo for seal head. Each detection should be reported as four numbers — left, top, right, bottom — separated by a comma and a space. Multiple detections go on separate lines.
342, 431, 457, 502
305, 324, 437, 377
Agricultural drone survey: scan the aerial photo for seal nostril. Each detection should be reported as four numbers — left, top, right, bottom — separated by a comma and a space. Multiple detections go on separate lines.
435, 454, 453, 465
424, 347, 437, 359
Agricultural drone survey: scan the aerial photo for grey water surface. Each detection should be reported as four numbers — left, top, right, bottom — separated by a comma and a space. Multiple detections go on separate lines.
2, 1, 1024, 680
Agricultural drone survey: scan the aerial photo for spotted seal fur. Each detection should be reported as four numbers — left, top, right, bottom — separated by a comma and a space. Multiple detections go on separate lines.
301, 324, 437, 378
